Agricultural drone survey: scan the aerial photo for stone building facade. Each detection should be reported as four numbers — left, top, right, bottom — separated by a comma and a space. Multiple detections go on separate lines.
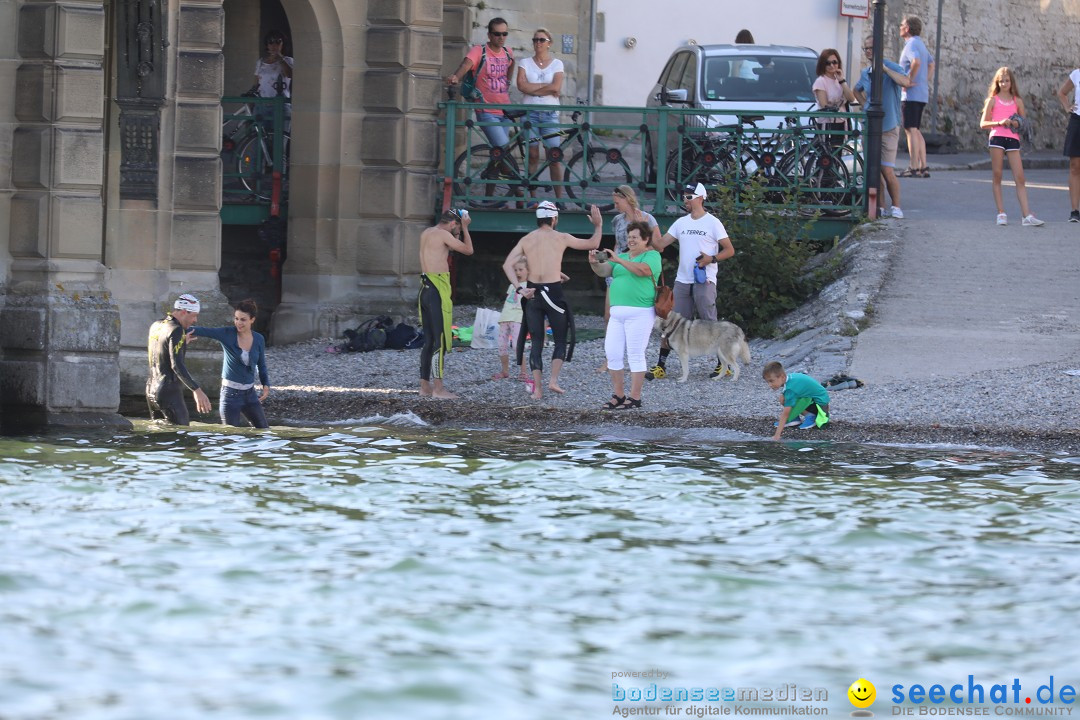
0, 0, 480, 426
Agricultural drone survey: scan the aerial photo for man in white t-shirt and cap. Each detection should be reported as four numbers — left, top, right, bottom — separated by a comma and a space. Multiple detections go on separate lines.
647, 182, 736, 380
502, 200, 602, 399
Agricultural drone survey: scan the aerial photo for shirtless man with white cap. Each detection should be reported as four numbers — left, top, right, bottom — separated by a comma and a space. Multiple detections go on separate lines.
502, 201, 602, 399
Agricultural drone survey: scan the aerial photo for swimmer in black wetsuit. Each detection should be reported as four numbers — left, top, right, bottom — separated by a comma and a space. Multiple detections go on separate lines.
502, 200, 602, 400
146, 293, 212, 425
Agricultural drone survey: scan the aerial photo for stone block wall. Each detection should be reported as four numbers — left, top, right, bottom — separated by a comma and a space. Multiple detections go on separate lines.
0, 0, 125, 427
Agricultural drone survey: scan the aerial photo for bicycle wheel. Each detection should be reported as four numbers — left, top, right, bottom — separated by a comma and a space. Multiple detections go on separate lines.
801, 147, 852, 216
565, 147, 632, 211
238, 132, 291, 201
452, 144, 521, 208
662, 143, 739, 201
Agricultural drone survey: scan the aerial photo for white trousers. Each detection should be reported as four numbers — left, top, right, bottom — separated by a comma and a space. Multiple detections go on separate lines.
605, 305, 656, 372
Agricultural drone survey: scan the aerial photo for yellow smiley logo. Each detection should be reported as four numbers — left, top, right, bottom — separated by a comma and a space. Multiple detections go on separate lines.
848, 678, 876, 708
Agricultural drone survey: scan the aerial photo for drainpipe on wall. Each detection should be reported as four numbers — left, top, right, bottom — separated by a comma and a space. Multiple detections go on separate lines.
931, 0, 944, 132
586, 0, 597, 103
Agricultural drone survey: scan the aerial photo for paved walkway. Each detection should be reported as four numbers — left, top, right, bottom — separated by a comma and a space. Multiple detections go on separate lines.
849, 161, 1080, 382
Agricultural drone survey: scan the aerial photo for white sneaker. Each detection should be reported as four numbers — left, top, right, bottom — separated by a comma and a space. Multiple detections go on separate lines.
996, 213, 1008, 226
890, 206, 904, 219
1022, 215, 1045, 227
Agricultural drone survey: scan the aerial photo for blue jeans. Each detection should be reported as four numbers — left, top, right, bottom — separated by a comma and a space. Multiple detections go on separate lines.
526, 109, 560, 148
476, 110, 512, 147
220, 386, 269, 428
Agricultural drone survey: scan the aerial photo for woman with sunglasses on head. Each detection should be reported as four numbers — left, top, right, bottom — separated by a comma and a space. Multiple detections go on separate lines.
516, 28, 566, 203
812, 48, 857, 147
254, 30, 293, 132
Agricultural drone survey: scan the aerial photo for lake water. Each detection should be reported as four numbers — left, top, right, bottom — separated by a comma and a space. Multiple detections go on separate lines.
2, 417, 1080, 720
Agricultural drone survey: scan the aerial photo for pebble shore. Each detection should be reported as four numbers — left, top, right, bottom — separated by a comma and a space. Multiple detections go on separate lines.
265, 224, 1080, 454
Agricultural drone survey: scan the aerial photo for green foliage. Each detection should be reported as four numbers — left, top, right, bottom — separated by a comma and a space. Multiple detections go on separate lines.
709, 177, 823, 338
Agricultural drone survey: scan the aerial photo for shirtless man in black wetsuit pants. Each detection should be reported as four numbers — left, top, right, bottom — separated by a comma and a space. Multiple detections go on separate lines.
418, 210, 474, 399
502, 201, 602, 400
147, 293, 212, 424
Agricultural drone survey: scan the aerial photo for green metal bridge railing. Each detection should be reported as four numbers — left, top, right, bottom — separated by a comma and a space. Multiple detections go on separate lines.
220, 95, 289, 225
439, 101, 866, 236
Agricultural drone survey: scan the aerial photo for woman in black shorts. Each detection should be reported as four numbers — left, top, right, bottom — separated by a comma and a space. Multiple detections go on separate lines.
1057, 68, 1080, 221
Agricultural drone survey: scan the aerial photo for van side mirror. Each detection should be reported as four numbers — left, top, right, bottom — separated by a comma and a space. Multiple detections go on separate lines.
661, 87, 689, 104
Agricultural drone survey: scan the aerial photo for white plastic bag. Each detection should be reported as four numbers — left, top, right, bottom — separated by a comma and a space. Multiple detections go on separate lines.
470, 307, 500, 349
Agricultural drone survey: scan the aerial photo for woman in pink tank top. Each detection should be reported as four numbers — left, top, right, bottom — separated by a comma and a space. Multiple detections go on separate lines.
980, 67, 1044, 226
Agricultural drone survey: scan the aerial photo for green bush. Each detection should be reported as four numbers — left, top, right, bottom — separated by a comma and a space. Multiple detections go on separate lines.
709, 177, 824, 338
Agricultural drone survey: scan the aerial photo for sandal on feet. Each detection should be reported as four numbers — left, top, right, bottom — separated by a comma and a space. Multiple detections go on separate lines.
602, 394, 625, 410
490, 372, 509, 380
899, 168, 916, 178
618, 397, 642, 409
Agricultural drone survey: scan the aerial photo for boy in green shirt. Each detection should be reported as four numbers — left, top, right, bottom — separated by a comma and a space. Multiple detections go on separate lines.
763, 361, 830, 440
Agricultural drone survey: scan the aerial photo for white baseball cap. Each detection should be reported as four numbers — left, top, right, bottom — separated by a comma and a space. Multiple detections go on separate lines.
174, 293, 201, 313
684, 183, 708, 200
535, 200, 559, 218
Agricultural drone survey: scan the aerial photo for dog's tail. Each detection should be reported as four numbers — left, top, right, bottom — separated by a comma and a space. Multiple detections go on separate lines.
738, 339, 751, 364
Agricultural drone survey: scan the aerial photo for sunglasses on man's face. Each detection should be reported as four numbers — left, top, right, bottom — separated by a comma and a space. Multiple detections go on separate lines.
682, 194, 696, 201
490, 31, 508, 37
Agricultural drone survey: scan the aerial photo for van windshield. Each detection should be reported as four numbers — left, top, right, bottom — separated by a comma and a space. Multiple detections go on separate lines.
702, 56, 817, 103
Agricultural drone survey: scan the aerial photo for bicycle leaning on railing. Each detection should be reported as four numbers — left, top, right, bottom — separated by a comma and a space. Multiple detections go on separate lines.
221, 92, 291, 201
450, 98, 633, 212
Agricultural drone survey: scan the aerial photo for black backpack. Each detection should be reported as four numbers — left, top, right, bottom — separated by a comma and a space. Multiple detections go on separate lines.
384, 322, 424, 350
342, 316, 392, 352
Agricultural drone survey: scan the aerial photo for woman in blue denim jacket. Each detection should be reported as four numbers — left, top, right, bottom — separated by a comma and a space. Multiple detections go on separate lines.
191, 298, 271, 428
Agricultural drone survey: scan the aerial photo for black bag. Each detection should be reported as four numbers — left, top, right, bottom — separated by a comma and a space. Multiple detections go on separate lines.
384, 322, 424, 350
342, 316, 393, 352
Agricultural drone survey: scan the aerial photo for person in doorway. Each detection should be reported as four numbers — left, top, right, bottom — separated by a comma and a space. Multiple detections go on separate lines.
502, 201, 603, 400
418, 210, 474, 399
146, 294, 212, 425
646, 183, 735, 381
898, 15, 935, 178
1056, 66, 1080, 222
446, 17, 515, 149
190, 299, 271, 428
517, 27, 565, 203
854, 39, 912, 219
253, 29, 293, 132
980, 67, 1044, 227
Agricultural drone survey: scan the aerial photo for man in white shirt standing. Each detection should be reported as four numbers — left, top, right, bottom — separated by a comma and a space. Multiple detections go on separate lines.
646, 183, 736, 380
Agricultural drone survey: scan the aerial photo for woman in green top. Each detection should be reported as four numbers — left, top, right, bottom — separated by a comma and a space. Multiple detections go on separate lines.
589, 221, 662, 409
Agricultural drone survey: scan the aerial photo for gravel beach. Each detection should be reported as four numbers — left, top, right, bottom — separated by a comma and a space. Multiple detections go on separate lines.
263, 223, 1080, 454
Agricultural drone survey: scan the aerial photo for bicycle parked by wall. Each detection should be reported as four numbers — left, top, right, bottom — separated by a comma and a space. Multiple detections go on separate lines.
222, 92, 291, 201
451, 100, 633, 211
